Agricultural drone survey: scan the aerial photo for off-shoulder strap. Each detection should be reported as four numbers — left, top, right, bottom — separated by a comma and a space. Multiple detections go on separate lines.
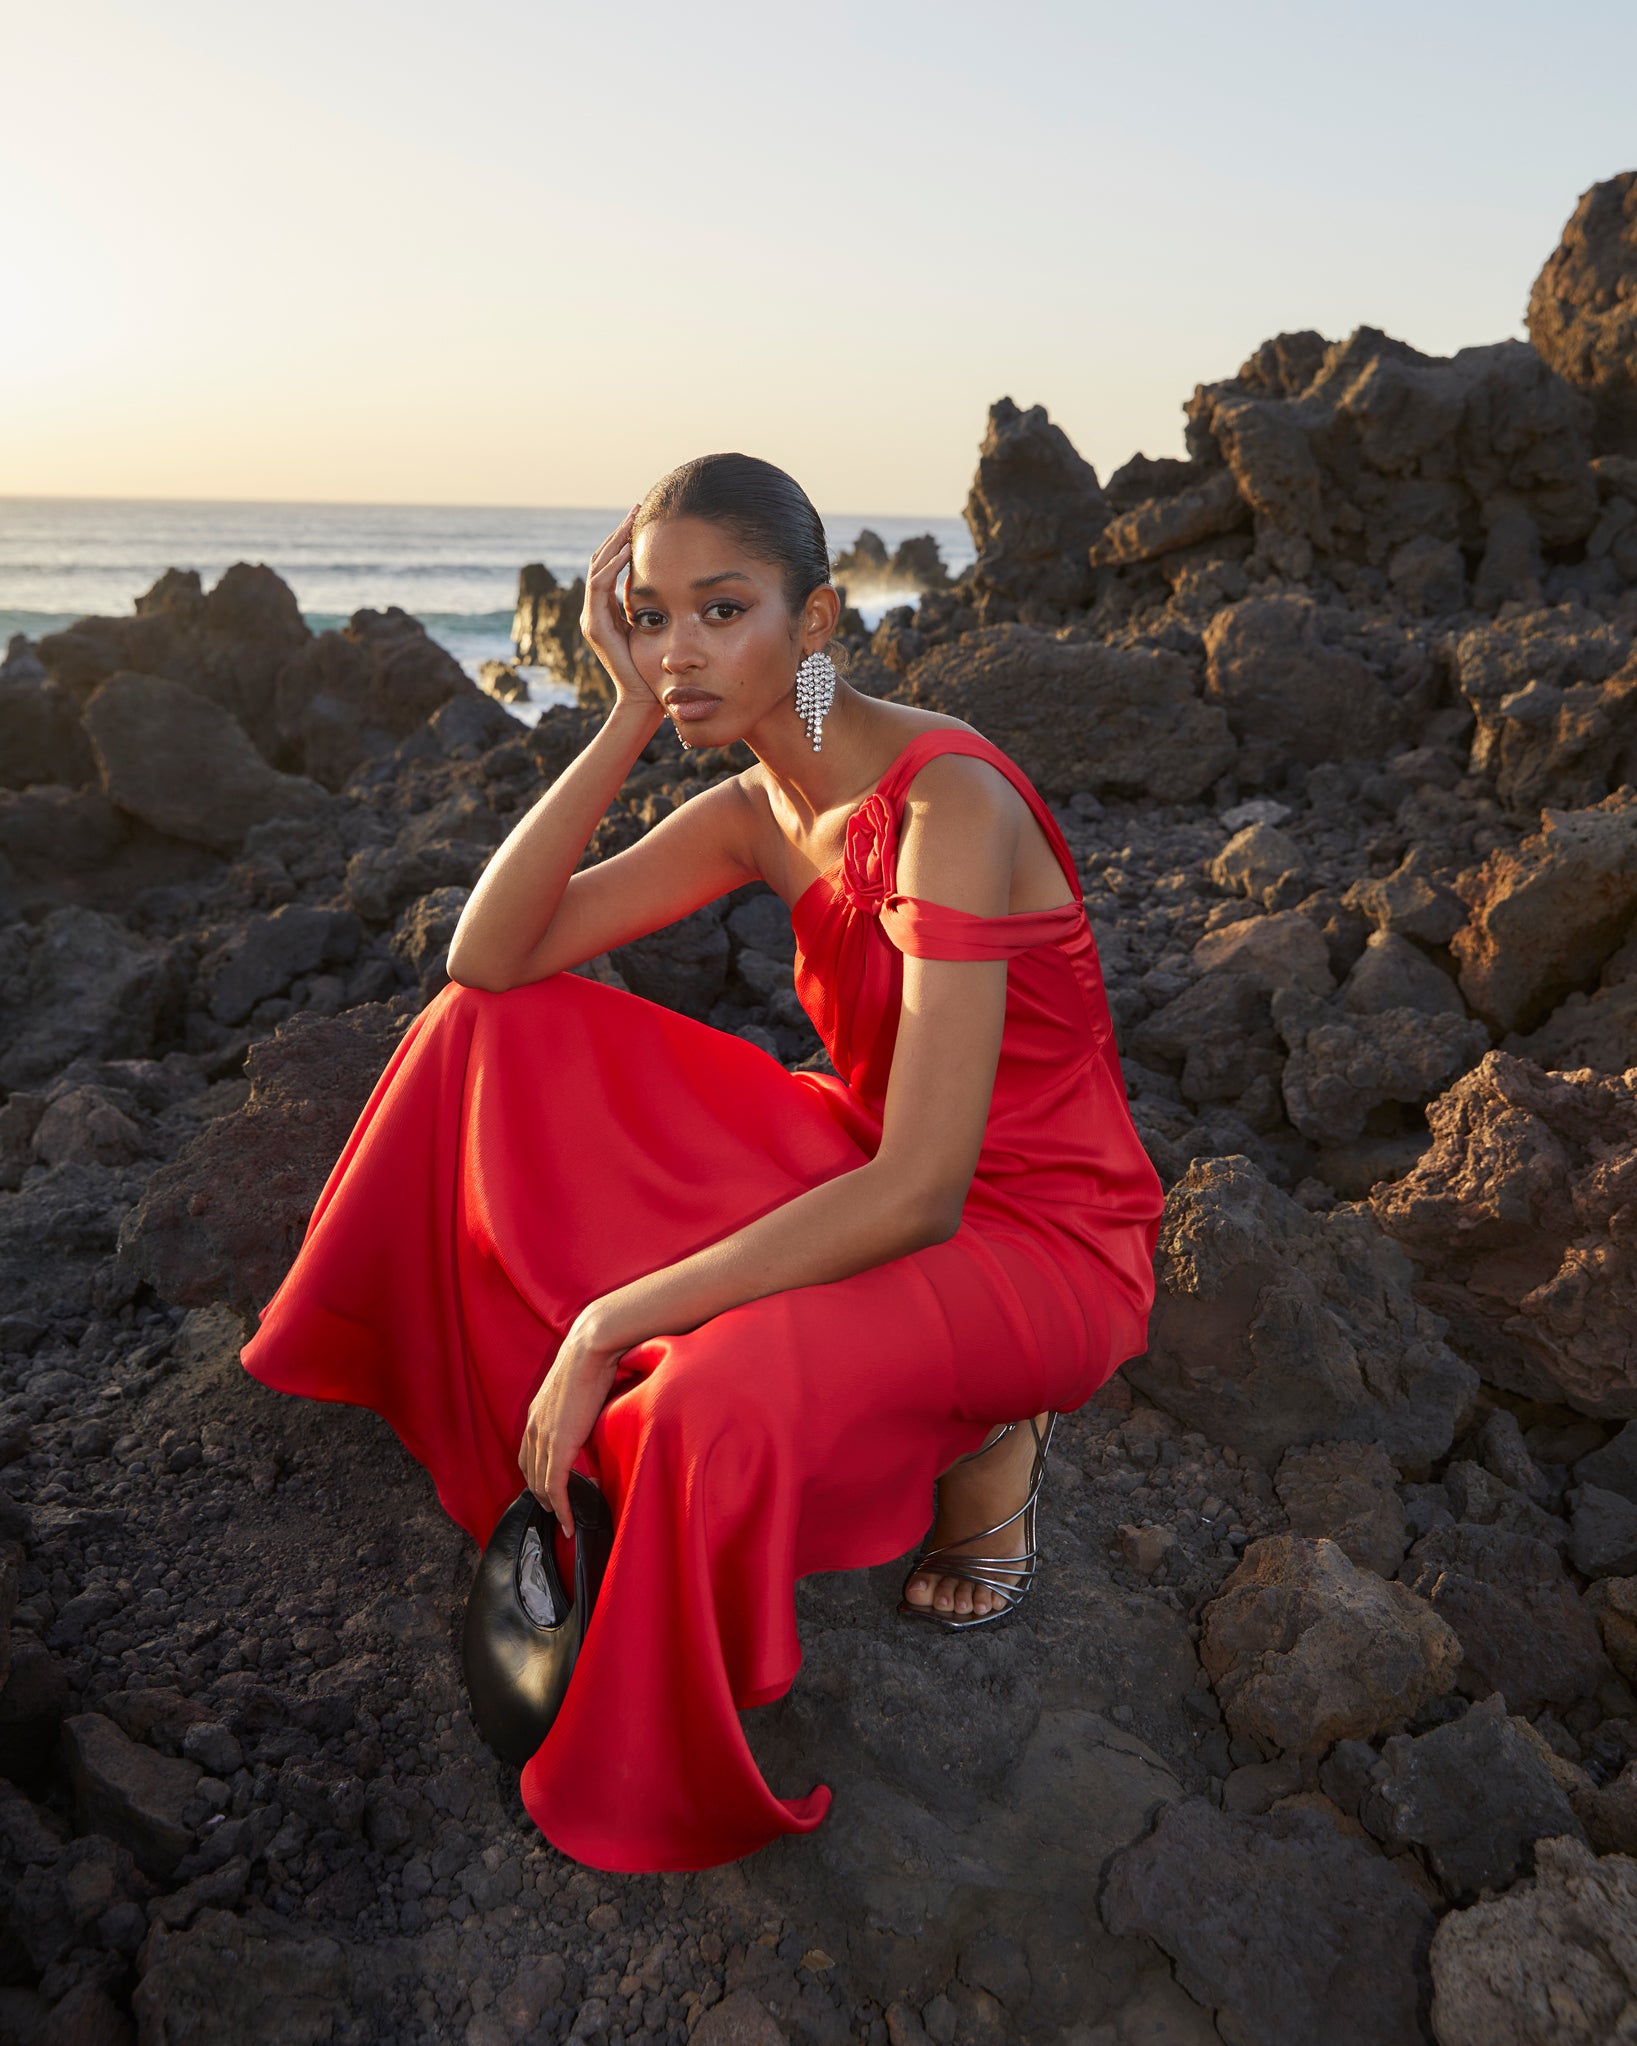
873, 730, 1084, 961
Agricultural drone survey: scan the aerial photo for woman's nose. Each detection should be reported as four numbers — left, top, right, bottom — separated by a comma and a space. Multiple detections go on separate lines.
660, 629, 705, 672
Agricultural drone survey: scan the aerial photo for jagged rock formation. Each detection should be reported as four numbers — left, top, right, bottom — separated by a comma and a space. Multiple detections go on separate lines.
962, 397, 1109, 625
1528, 172, 1637, 457
828, 528, 951, 599
512, 563, 606, 704
1370, 1052, 1637, 1418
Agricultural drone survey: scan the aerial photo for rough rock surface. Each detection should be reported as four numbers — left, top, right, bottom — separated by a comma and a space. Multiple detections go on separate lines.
1371, 1053, 1637, 1418
1129, 1153, 1478, 1470
1429, 1834, 1637, 2046
1359, 1696, 1586, 1901
1183, 326, 1597, 594
1528, 172, 1637, 456
83, 671, 329, 853
1102, 1797, 1435, 2046
511, 563, 602, 702
963, 397, 1109, 623
1273, 1441, 1409, 1576
63, 1709, 203, 1878
118, 1002, 417, 1321
0, 676, 97, 791
0, 908, 181, 1091
1398, 1524, 1611, 1713
899, 626, 1235, 803
1449, 786, 1637, 1033
1200, 1534, 1460, 1752
1203, 593, 1416, 770
1448, 605, 1637, 810
272, 607, 479, 789
37, 564, 311, 757
1272, 988, 1489, 1146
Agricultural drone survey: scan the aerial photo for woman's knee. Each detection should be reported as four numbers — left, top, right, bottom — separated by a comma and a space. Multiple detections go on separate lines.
632, 1332, 787, 1461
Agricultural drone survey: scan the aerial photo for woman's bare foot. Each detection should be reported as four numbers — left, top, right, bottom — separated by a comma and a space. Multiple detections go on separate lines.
902, 1413, 1049, 1621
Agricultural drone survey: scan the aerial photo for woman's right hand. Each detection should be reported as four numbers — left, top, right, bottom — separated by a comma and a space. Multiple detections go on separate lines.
580, 506, 664, 720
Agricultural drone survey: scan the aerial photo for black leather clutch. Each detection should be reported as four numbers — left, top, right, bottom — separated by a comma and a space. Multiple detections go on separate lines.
461, 1472, 614, 1766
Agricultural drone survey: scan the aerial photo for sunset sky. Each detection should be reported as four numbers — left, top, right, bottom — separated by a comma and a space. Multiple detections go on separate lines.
4, 0, 1634, 514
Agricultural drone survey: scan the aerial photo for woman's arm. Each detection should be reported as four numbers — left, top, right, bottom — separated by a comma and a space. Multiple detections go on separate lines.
447, 509, 759, 991
446, 695, 655, 988
521, 753, 1025, 1528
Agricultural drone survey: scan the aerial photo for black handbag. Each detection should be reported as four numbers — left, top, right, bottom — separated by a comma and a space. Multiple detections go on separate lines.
461, 1472, 614, 1766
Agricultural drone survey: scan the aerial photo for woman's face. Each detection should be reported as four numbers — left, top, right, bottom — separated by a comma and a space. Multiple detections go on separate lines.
623, 515, 812, 745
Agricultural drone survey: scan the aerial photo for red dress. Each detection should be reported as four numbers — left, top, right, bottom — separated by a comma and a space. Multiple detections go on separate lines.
239, 728, 1165, 1871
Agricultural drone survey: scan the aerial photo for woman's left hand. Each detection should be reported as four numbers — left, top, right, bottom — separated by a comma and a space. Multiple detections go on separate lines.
519, 1310, 627, 1535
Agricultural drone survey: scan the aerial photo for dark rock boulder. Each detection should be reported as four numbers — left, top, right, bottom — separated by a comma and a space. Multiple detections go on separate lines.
83, 671, 328, 853
1185, 326, 1599, 597
1567, 1483, 1637, 1578
204, 904, 365, 1025
1336, 929, 1469, 1019
1371, 1054, 1637, 1418
343, 838, 486, 928
1271, 987, 1490, 1147
1088, 465, 1247, 568
1527, 172, 1637, 456
0, 786, 127, 878
1448, 605, 1637, 811
1200, 1534, 1460, 1751
61, 1711, 201, 1879
1130, 970, 1285, 1113
132, 1903, 419, 2046
0, 678, 96, 791
1575, 1419, 1637, 1504
1359, 1695, 1586, 1901
1428, 1833, 1637, 2046
511, 563, 604, 704
745, 1582, 1195, 2030
1273, 1440, 1409, 1577
1398, 1523, 1610, 1713
962, 398, 1109, 624
1201, 593, 1414, 773
899, 626, 1235, 803
1507, 966, 1637, 1073
0, 907, 180, 1089
1128, 1153, 1478, 1470
390, 886, 470, 998
275, 607, 479, 790
613, 901, 730, 1020
1449, 787, 1637, 1035
1101, 1797, 1435, 2046
38, 563, 310, 760
117, 998, 416, 1320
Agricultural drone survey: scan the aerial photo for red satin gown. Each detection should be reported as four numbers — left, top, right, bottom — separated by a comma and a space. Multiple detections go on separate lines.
238, 727, 1166, 1872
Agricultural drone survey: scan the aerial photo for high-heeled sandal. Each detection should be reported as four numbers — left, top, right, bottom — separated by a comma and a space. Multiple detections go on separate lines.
897, 1410, 1058, 1631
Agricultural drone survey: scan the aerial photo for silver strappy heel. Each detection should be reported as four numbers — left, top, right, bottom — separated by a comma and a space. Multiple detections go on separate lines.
898, 1411, 1058, 1631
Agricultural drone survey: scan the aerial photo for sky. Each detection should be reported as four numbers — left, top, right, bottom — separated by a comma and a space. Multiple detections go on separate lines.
3, 0, 1634, 516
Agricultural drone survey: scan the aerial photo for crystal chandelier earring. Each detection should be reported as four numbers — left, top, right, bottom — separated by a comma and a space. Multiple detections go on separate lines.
794, 649, 837, 751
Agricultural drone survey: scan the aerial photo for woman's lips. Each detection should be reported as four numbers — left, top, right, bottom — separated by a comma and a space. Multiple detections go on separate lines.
668, 695, 720, 723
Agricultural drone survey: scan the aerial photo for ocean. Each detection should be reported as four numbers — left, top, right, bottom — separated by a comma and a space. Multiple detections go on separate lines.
0, 499, 974, 721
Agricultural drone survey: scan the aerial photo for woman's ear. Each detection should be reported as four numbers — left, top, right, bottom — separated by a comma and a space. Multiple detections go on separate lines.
804, 581, 842, 649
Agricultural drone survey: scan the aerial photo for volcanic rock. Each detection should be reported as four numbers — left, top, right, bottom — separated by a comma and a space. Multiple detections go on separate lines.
1527, 171, 1637, 455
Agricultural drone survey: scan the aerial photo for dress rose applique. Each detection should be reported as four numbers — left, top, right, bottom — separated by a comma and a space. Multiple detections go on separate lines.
839, 792, 899, 916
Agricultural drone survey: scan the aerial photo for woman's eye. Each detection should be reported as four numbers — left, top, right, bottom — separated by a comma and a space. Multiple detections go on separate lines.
631, 609, 663, 629
705, 601, 744, 621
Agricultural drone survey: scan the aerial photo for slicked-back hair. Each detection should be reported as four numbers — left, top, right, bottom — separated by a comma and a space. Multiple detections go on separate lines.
633, 452, 832, 621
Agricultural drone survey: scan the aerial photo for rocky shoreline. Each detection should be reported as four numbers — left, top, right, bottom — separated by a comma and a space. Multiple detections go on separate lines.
2, 175, 1637, 2044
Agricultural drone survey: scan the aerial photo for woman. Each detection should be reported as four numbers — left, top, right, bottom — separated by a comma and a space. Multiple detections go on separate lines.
239, 453, 1165, 1873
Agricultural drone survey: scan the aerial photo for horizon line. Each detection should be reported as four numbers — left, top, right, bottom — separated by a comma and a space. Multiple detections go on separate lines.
0, 489, 970, 525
